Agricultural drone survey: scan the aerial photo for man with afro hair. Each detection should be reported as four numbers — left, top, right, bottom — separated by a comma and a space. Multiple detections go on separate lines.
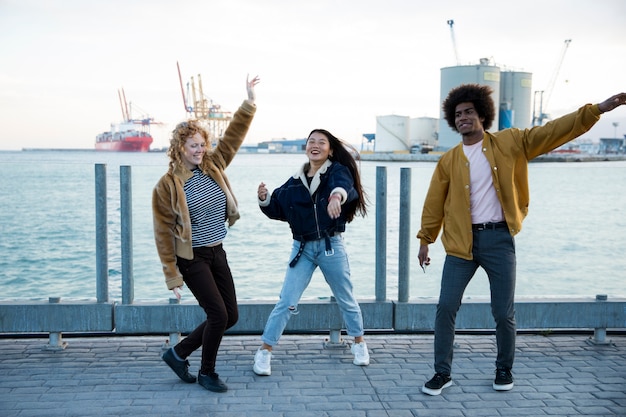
417, 84, 626, 395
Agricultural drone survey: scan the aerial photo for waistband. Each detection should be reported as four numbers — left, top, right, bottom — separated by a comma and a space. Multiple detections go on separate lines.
472, 221, 508, 231
289, 234, 339, 268
192, 242, 223, 251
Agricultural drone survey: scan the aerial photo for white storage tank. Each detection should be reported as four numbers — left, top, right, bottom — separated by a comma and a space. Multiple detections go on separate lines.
375, 115, 410, 152
438, 60, 501, 149
500, 71, 532, 130
410, 117, 438, 147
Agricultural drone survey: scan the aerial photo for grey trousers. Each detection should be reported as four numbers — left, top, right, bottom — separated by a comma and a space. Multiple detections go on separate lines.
434, 227, 517, 375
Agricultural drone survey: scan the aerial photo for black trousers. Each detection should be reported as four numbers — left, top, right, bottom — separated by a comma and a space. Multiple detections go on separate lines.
174, 244, 238, 375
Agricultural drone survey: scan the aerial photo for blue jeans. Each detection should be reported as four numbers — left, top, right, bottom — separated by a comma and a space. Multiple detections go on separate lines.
434, 227, 516, 375
261, 235, 364, 346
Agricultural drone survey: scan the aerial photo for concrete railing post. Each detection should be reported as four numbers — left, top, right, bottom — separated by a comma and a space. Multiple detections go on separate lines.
588, 294, 611, 345
163, 298, 182, 349
44, 297, 68, 351
325, 296, 346, 349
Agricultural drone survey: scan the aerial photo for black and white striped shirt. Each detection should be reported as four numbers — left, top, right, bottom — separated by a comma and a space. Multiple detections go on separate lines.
184, 169, 227, 247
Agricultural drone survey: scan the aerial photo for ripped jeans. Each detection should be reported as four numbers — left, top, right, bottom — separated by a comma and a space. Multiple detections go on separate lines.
260, 235, 364, 346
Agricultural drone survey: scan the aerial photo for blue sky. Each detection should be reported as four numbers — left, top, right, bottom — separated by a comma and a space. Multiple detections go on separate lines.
1, 0, 625, 150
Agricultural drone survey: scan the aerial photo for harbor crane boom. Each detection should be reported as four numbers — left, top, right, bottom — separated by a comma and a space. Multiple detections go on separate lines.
532, 39, 572, 126
176, 62, 233, 144
447, 19, 460, 66
118, 89, 130, 122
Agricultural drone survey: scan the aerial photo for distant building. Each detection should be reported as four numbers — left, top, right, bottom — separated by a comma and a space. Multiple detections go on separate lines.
257, 139, 306, 153
373, 115, 438, 153
599, 137, 626, 154
438, 60, 533, 149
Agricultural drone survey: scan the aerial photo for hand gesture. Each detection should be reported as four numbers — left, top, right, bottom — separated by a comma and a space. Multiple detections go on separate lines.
247, 74, 261, 102
327, 194, 342, 219
598, 93, 626, 113
418, 245, 431, 273
258, 182, 268, 201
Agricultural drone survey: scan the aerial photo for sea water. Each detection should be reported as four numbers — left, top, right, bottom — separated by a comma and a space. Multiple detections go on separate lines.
0, 150, 624, 302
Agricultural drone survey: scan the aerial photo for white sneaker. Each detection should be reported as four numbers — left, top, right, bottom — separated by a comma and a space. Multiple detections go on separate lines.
253, 348, 272, 376
351, 341, 370, 366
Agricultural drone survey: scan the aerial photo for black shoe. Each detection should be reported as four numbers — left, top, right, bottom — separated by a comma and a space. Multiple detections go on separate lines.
162, 347, 197, 383
422, 373, 452, 396
198, 372, 228, 393
493, 368, 514, 391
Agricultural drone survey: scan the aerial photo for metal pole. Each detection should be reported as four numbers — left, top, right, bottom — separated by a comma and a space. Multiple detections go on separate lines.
324, 296, 346, 349
163, 297, 182, 349
95, 164, 108, 303
398, 168, 411, 302
44, 297, 67, 350
120, 166, 134, 305
589, 294, 610, 345
375, 167, 387, 302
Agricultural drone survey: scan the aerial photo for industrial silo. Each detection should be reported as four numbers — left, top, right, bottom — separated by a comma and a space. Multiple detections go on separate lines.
438, 59, 501, 149
375, 115, 410, 152
499, 71, 532, 130
410, 117, 438, 148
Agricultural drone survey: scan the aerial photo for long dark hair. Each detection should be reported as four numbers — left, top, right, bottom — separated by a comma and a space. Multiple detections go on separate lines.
308, 129, 368, 222
442, 84, 495, 131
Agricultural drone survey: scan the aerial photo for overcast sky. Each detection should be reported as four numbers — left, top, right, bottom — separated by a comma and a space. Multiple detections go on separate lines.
1, 0, 625, 150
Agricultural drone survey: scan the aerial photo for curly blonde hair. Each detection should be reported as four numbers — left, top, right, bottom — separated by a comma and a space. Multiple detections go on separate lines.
166, 119, 209, 171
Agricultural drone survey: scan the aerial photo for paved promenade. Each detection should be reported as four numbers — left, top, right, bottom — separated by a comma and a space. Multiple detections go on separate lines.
0, 333, 624, 416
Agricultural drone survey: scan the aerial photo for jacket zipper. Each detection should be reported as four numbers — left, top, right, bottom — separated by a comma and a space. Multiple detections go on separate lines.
312, 193, 322, 239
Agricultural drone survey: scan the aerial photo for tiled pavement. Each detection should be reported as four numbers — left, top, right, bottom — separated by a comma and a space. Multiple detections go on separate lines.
0, 333, 624, 416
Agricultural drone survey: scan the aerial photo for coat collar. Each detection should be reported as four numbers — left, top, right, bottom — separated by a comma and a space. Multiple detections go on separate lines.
294, 159, 332, 196
171, 161, 194, 182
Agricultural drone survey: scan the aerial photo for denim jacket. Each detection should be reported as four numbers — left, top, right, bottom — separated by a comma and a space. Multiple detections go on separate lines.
259, 159, 358, 242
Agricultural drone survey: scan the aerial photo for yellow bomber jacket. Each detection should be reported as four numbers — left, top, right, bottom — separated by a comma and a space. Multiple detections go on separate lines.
152, 100, 256, 290
417, 103, 602, 260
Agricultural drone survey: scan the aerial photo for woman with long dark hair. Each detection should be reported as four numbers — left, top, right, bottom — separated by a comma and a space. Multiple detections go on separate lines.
252, 128, 369, 376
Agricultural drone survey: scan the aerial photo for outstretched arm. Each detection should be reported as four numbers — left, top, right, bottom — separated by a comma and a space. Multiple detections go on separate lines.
598, 93, 626, 113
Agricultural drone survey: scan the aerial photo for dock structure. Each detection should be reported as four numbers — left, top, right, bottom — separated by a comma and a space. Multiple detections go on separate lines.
1, 165, 625, 415
0, 333, 624, 416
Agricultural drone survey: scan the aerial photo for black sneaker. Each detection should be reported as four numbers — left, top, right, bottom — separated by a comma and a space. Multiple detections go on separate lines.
493, 368, 514, 391
198, 372, 228, 393
422, 373, 452, 396
162, 347, 197, 383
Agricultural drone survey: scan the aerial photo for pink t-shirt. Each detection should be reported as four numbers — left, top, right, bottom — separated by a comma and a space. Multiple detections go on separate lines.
463, 140, 504, 224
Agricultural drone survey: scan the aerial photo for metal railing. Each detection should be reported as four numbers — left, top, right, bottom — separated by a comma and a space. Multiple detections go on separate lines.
0, 165, 624, 350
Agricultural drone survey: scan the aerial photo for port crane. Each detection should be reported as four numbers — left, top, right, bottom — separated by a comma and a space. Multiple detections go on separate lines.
177, 62, 232, 144
447, 19, 461, 65
117, 88, 162, 131
532, 39, 572, 126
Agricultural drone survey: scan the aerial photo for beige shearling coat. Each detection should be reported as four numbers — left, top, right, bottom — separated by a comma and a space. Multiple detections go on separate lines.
152, 100, 256, 290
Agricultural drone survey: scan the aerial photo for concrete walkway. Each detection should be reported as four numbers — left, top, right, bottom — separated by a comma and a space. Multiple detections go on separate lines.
0, 333, 624, 416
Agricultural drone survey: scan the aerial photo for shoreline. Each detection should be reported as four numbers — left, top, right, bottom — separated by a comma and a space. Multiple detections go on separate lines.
16, 148, 626, 162
358, 152, 626, 163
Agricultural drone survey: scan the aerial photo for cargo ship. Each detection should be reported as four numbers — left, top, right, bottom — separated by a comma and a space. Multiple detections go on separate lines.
95, 89, 159, 152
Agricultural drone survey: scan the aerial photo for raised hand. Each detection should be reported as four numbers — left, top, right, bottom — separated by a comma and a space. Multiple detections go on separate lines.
598, 92, 626, 113
247, 74, 261, 102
